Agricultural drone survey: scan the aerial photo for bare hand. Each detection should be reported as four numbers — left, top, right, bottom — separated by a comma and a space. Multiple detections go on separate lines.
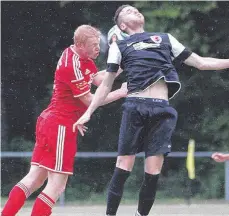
211, 152, 227, 162
73, 112, 91, 136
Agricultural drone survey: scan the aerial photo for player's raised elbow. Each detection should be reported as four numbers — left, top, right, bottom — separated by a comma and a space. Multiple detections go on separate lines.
196, 61, 208, 70
196, 56, 210, 70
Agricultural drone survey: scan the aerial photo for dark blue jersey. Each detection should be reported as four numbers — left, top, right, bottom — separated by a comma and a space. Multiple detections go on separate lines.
106, 32, 192, 99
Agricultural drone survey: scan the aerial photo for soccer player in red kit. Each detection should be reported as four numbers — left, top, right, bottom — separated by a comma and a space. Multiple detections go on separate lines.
1, 25, 127, 216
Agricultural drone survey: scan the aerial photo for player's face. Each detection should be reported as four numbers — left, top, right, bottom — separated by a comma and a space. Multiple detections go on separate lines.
119, 6, 144, 28
83, 36, 100, 59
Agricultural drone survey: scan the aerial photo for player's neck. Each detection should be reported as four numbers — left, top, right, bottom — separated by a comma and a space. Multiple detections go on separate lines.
128, 27, 144, 36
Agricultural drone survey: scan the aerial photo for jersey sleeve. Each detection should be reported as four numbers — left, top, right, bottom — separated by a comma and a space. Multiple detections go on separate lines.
168, 33, 192, 62
60, 55, 91, 98
106, 42, 122, 73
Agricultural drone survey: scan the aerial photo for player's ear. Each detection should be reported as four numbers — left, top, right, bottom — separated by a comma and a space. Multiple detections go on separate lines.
75, 41, 80, 47
77, 42, 84, 49
119, 23, 126, 32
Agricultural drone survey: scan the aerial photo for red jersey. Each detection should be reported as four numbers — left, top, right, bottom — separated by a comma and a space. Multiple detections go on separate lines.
41, 45, 98, 121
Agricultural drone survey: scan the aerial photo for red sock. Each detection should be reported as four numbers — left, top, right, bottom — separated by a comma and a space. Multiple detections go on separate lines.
2, 182, 30, 216
31, 192, 55, 216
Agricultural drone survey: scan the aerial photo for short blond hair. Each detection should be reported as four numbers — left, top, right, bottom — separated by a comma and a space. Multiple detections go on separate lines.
73, 25, 101, 45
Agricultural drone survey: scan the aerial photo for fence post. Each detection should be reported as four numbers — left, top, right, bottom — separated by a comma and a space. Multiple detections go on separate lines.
225, 161, 229, 201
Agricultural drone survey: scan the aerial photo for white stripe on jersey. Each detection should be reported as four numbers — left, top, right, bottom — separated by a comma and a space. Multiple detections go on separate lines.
73, 54, 84, 81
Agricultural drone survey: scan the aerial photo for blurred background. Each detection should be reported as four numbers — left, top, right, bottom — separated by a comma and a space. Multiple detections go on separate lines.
1, 1, 229, 204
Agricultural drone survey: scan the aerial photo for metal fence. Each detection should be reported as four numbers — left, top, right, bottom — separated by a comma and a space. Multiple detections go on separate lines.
1, 151, 229, 205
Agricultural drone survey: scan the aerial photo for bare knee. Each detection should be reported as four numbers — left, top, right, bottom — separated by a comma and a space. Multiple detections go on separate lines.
33, 176, 47, 190
47, 175, 67, 193
116, 155, 135, 171
50, 182, 66, 195
145, 155, 164, 175
45, 182, 66, 200
43, 172, 68, 201
21, 166, 47, 192
26, 172, 46, 188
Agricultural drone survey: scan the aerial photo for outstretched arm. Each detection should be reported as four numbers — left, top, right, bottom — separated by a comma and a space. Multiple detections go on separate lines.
86, 72, 117, 115
78, 80, 126, 108
168, 33, 229, 70
73, 72, 124, 135
184, 53, 229, 70
73, 40, 123, 135
92, 67, 123, 87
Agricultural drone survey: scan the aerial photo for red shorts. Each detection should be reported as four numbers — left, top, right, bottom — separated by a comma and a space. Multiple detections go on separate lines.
31, 115, 78, 175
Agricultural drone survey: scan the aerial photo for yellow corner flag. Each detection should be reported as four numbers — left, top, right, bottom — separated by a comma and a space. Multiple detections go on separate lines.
186, 139, 195, 180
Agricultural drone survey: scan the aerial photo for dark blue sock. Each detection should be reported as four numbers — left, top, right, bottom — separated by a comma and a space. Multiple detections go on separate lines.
137, 173, 159, 215
106, 167, 130, 215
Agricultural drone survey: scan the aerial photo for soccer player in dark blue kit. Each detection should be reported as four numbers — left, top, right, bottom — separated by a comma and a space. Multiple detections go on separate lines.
74, 5, 229, 216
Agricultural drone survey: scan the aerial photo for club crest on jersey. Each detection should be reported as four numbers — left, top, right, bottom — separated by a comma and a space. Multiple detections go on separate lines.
150, 35, 162, 44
